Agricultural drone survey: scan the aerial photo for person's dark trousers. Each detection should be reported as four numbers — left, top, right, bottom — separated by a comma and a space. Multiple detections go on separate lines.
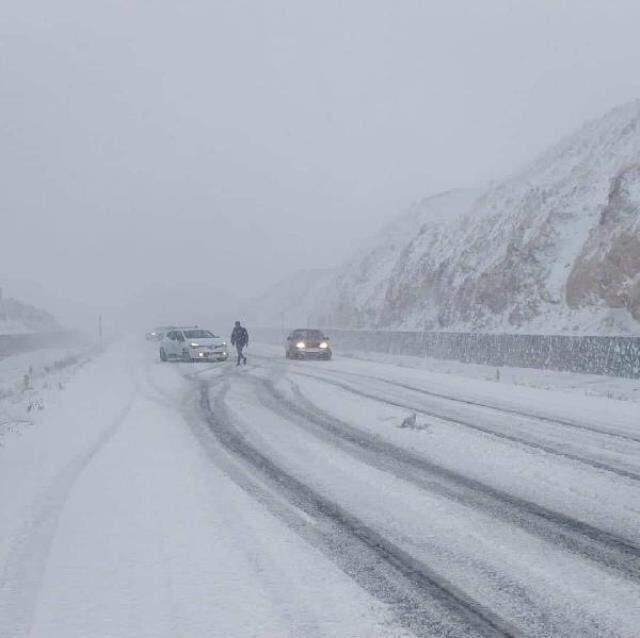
236, 344, 247, 366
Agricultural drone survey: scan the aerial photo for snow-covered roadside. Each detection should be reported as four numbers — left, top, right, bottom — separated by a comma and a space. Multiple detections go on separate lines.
250, 342, 640, 403
0, 341, 410, 637
341, 348, 640, 402
0, 342, 138, 637
0, 347, 92, 444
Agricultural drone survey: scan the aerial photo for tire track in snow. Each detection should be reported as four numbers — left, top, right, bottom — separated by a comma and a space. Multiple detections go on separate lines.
184, 399, 339, 638
292, 370, 640, 483
198, 379, 521, 638
257, 375, 640, 582
304, 366, 640, 444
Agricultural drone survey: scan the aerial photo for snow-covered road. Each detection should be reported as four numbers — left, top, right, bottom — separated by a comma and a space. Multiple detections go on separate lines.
1, 341, 639, 637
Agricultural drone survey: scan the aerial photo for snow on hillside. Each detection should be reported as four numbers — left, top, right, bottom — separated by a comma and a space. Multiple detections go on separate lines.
257, 100, 640, 335
431, 99, 640, 334
0, 297, 61, 335
317, 189, 480, 328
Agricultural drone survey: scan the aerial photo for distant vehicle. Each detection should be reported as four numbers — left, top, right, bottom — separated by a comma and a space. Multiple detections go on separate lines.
146, 326, 175, 341
160, 328, 228, 362
285, 329, 332, 360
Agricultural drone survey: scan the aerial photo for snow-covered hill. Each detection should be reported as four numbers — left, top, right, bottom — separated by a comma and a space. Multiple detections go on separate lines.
315, 189, 480, 328
258, 100, 640, 335
0, 297, 61, 335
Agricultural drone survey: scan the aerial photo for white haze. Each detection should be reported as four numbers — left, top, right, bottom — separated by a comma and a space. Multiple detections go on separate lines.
2, 0, 640, 332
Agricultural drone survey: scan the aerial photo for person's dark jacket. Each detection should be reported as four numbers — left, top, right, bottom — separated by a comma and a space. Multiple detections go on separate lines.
231, 326, 249, 348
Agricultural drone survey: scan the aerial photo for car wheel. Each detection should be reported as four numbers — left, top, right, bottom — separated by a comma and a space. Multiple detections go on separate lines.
160, 348, 167, 362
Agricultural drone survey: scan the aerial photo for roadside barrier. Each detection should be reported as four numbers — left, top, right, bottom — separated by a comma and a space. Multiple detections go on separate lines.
252, 328, 640, 379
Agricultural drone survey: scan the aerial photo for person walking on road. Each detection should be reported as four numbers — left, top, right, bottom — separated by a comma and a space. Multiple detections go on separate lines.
231, 321, 249, 366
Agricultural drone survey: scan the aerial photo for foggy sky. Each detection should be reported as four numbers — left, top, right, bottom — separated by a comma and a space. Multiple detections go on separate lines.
3, 0, 640, 328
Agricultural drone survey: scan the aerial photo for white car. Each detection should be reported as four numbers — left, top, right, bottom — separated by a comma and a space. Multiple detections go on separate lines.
160, 328, 228, 362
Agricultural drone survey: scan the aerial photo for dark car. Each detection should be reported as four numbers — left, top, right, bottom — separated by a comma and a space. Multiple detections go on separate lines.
285, 329, 332, 360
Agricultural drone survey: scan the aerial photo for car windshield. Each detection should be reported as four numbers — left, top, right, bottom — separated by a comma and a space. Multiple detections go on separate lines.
184, 330, 216, 339
292, 329, 324, 339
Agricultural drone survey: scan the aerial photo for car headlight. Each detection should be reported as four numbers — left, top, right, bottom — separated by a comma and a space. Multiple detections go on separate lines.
221, 341, 226, 346
296, 341, 306, 349
190, 342, 199, 347
319, 342, 328, 349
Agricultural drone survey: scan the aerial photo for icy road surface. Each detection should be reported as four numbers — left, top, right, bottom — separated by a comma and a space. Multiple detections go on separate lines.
1, 341, 640, 637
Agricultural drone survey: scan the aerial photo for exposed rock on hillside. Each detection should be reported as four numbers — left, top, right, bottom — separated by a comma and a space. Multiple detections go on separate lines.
567, 163, 640, 321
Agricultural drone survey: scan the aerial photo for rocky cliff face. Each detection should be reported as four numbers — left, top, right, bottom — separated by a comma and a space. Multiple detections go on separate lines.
567, 163, 640, 322
430, 101, 640, 333
258, 100, 640, 335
